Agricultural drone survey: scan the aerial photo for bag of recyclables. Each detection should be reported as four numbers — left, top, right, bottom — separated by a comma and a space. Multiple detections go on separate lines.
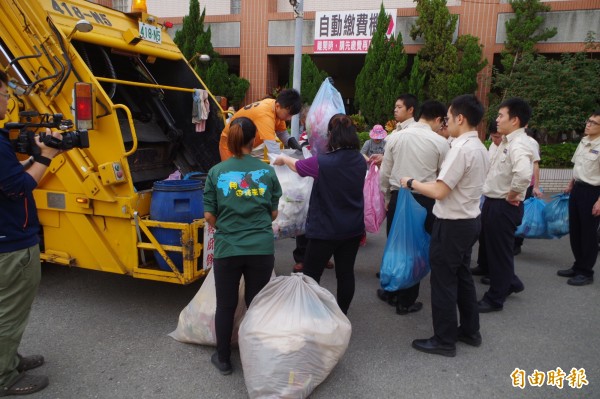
239, 273, 351, 399
363, 162, 386, 234
270, 151, 314, 239
516, 197, 552, 238
379, 188, 430, 291
305, 78, 345, 155
544, 193, 570, 238
168, 267, 246, 346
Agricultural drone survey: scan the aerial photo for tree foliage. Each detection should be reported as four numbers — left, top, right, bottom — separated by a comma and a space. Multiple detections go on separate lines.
492, 53, 600, 138
173, 0, 249, 107
502, 0, 557, 70
289, 54, 328, 104
410, 0, 486, 103
355, 3, 408, 125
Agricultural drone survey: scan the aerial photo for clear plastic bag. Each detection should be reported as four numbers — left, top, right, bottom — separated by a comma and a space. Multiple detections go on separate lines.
305, 78, 345, 155
239, 274, 351, 399
544, 193, 570, 238
168, 267, 246, 346
379, 188, 430, 291
270, 153, 314, 239
516, 197, 552, 238
363, 162, 386, 233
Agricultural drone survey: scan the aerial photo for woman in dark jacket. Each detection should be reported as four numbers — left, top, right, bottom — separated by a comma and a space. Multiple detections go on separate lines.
274, 114, 366, 314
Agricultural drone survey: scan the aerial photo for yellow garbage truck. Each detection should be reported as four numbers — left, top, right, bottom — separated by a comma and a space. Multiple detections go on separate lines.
0, 0, 225, 284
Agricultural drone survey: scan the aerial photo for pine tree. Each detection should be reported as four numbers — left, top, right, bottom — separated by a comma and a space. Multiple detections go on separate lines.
355, 3, 408, 125
289, 54, 328, 104
173, 0, 249, 107
410, 0, 487, 103
489, 0, 558, 119
502, 0, 557, 70
407, 55, 426, 101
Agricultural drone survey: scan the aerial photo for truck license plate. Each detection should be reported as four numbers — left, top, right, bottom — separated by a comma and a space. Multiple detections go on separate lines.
139, 21, 161, 44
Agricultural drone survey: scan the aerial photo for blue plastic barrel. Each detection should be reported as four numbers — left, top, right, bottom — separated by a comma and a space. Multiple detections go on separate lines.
150, 180, 204, 271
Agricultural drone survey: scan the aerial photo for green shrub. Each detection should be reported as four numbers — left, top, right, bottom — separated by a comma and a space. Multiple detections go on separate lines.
358, 132, 370, 148
539, 142, 577, 168
350, 114, 368, 133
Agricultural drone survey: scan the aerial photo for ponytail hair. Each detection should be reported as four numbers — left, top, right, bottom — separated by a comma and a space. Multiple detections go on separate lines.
227, 117, 257, 158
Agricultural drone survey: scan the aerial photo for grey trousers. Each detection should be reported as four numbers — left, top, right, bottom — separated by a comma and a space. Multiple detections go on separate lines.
0, 245, 41, 388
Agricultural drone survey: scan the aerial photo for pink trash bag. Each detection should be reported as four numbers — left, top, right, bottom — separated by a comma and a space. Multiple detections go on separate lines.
363, 162, 386, 233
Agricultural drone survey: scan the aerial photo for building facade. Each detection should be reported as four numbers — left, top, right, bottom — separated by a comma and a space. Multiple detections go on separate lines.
105, 1, 599, 107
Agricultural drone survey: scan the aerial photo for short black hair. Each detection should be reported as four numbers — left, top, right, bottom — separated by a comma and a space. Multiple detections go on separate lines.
417, 100, 447, 121
327, 114, 360, 151
0, 70, 7, 86
276, 89, 302, 116
498, 97, 532, 127
449, 94, 484, 127
397, 94, 418, 114
592, 109, 600, 118
488, 119, 498, 134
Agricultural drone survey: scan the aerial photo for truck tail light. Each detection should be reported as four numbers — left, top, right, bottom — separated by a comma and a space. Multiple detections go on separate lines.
74, 82, 93, 130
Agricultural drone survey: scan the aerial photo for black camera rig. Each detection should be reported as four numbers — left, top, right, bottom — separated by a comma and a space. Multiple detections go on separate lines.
6, 112, 89, 156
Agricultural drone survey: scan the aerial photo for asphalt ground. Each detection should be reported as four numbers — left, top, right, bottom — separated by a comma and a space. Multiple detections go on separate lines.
19, 221, 599, 398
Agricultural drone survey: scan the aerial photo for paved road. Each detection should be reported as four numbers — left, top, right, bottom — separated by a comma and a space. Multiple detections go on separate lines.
20, 226, 599, 398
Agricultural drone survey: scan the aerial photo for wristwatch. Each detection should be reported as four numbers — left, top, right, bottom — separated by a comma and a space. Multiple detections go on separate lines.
407, 178, 415, 191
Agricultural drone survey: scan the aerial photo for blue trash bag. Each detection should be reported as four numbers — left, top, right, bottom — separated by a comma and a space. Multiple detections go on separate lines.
516, 197, 551, 238
379, 189, 431, 292
544, 193, 570, 238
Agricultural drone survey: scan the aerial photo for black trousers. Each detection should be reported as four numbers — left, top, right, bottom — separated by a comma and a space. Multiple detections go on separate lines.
514, 185, 534, 249
481, 198, 524, 307
569, 182, 600, 277
303, 235, 362, 314
430, 217, 480, 345
213, 254, 274, 361
293, 234, 308, 263
386, 190, 435, 307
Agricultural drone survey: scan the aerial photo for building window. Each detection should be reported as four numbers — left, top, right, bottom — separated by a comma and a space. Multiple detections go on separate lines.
231, 0, 241, 15
112, 0, 129, 13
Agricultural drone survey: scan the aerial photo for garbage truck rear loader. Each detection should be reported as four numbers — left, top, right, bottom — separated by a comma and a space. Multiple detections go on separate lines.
0, 0, 225, 284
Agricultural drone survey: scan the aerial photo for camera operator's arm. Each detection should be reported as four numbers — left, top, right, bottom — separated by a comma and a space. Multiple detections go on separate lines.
26, 129, 62, 183
21, 156, 34, 168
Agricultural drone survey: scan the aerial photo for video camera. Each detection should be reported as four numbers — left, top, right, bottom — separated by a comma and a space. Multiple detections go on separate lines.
6, 112, 89, 156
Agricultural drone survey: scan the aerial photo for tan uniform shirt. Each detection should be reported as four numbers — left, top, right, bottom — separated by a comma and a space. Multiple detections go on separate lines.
380, 121, 449, 203
433, 132, 490, 219
572, 135, 600, 186
386, 117, 416, 139
483, 128, 533, 200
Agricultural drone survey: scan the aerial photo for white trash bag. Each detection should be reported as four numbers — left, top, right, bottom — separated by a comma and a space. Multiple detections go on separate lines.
168, 267, 246, 346
239, 273, 351, 399
270, 152, 313, 240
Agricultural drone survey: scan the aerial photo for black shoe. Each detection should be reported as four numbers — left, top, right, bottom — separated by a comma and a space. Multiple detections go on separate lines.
480, 276, 490, 285
557, 268, 576, 277
375, 272, 380, 278
567, 275, 593, 286
477, 300, 502, 313
470, 266, 487, 276
513, 246, 521, 256
16, 354, 45, 372
412, 337, 456, 357
457, 331, 482, 347
396, 301, 423, 315
509, 283, 524, 295
377, 289, 398, 306
211, 352, 232, 375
